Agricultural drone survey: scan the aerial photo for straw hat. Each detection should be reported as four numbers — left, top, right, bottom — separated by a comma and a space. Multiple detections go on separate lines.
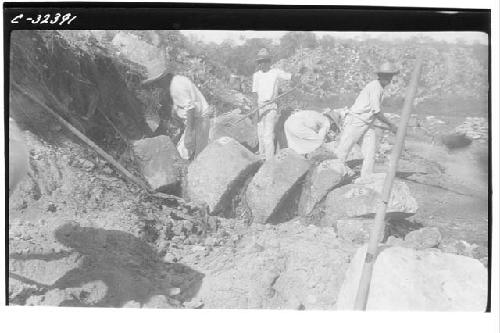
256, 48, 271, 62
375, 62, 399, 75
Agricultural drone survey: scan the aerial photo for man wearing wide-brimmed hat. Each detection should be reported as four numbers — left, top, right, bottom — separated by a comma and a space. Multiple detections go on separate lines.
334, 61, 399, 180
252, 48, 295, 160
141, 65, 212, 160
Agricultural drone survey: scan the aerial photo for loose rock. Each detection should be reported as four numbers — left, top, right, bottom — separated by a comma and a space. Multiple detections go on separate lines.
337, 246, 488, 311
132, 135, 183, 192
298, 159, 348, 216
210, 109, 259, 151
246, 148, 311, 224
322, 173, 418, 224
404, 227, 442, 249
187, 137, 261, 214
336, 219, 376, 244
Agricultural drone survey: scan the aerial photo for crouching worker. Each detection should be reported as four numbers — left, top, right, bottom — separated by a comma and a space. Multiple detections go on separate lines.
141, 69, 212, 160
284, 110, 331, 155
9, 118, 29, 196
335, 62, 399, 180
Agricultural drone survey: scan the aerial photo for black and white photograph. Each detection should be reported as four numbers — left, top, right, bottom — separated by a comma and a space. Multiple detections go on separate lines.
3, 2, 494, 320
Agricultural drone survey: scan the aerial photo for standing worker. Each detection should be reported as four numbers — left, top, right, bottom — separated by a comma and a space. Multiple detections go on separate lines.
335, 62, 399, 180
252, 48, 299, 160
141, 68, 212, 160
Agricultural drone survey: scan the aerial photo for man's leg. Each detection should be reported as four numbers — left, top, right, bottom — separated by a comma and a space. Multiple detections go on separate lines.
335, 116, 367, 163
360, 126, 378, 178
262, 109, 277, 160
257, 118, 265, 156
193, 114, 211, 158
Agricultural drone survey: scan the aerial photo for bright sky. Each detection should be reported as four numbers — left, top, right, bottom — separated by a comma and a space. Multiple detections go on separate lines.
181, 30, 488, 45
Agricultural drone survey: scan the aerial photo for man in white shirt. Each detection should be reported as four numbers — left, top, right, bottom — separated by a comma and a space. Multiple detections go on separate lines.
251, 48, 293, 160
142, 70, 212, 160
335, 62, 399, 179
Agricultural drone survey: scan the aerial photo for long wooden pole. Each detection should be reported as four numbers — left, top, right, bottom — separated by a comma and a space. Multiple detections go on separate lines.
353, 55, 424, 310
11, 81, 152, 192
226, 87, 297, 127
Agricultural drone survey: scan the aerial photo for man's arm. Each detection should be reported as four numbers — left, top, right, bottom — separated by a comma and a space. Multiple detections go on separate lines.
183, 107, 197, 157
374, 112, 398, 134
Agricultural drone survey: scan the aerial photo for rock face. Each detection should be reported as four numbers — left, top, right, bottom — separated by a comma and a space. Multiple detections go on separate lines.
133, 135, 183, 192
337, 246, 488, 311
194, 221, 354, 309
210, 109, 259, 151
246, 149, 311, 224
298, 159, 348, 216
187, 137, 261, 214
322, 173, 418, 224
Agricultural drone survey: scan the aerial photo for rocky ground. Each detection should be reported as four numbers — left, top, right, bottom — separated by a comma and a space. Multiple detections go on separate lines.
8, 30, 489, 310
8, 112, 489, 309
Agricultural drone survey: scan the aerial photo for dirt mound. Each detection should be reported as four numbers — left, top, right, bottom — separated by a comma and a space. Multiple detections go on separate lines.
10, 30, 151, 152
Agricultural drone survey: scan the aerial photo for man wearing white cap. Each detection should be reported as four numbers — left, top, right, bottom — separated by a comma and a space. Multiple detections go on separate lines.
335, 62, 399, 179
142, 68, 212, 160
252, 48, 294, 160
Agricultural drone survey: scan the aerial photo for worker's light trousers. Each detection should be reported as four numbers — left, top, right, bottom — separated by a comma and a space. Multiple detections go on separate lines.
335, 114, 379, 178
257, 103, 278, 160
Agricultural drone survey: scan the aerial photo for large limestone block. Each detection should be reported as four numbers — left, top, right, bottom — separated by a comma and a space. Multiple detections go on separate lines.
246, 148, 311, 224
210, 109, 258, 151
322, 173, 418, 222
133, 135, 183, 192
337, 246, 488, 311
298, 159, 348, 216
187, 137, 261, 214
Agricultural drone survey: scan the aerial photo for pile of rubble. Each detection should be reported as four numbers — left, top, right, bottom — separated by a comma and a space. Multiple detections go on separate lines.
455, 117, 488, 141
273, 42, 488, 104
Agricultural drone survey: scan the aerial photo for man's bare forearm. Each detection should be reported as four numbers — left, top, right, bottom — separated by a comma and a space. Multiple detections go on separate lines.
375, 112, 397, 132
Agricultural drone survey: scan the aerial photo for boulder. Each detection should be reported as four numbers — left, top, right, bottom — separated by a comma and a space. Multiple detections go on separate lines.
322, 173, 418, 223
404, 227, 442, 249
246, 149, 311, 224
210, 109, 258, 151
336, 246, 488, 311
298, 159, 348, 216
187, 137, 261, 214
132, 135, 183, 192
336, 219, 379, 244
195, 220, 353, 309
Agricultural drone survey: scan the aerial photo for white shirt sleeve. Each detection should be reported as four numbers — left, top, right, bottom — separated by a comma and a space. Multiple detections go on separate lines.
251, 72, 259, 93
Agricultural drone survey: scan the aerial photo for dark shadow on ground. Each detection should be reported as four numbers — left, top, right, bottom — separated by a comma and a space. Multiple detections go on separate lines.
11, 222, 204, 308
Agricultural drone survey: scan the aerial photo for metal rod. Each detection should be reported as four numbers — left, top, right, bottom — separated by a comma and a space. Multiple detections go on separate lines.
353, 55, 424, 310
